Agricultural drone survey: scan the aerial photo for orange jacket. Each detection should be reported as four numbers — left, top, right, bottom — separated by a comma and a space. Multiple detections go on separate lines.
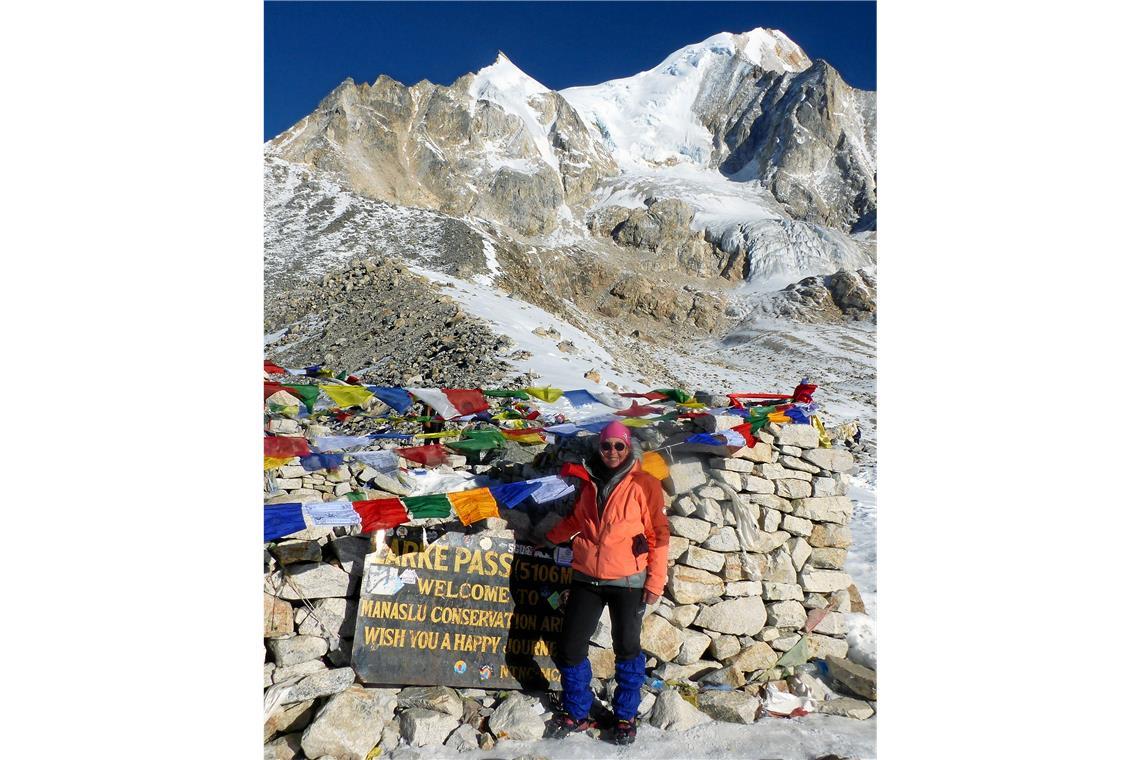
546, 458, 671, 596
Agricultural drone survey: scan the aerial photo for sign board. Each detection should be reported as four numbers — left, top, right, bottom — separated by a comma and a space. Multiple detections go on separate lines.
351, 528, 573, 689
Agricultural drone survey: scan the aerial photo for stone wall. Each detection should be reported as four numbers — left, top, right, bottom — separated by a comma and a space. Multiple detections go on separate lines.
263, 412, 873, 759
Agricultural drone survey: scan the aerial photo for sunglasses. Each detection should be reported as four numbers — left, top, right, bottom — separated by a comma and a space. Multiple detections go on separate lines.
600, 441, 627, 452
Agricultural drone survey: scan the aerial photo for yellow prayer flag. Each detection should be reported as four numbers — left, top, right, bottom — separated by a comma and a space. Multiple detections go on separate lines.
621, 418, 652, 428
641, 450, 669, 481
811, 416, 832, 448
768, 412, 792, 424
415, 431, 463, 440
525, 386, 564, 403
448, 487, 500, 526
320, 384, 376, 409
677, 400, 706, 409
264, 456, 292, 471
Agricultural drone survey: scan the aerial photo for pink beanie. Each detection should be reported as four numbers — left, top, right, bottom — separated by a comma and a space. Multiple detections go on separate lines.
599, 420, 632, 448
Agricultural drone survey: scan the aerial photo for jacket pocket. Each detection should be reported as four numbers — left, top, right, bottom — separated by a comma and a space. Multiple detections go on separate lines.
632, 533, 649, 557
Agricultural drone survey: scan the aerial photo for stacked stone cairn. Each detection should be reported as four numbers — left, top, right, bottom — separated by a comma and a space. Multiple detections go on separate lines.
264, 405, 876, 760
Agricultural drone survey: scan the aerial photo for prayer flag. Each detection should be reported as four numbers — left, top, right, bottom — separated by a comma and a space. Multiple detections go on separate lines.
484, 389, 530, 399
446, 429, 506, 454
500, 428, 547, 444
320, 384, 375, 409
264, 436, 311, 458
352, 498, 411, 532
488, 481, 543, 510
403, 494, 452, 519
529, 475, 575, 504
264, 360, 286, 375
563, 389, 602, 407
263, 456, 292, 471
368, 386, 414, 413
654, 388, 692, 403
525, 387, 564, 403
314, 435, 374, 452
264, 503, 306, 542
448, 488, 499, 525
346, 450, 400, 472
395, 444, 450, 467
303, 501, 361, 526
641, 450, 669, 481
299, 452, 345, 472
614, 403, 662, 417
282, 384, 320, 412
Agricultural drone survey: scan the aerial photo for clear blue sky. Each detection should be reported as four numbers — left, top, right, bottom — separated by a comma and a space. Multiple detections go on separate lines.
265, 1, 876, 140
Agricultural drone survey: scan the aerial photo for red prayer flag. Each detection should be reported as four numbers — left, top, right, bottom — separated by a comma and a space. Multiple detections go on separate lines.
395, 444, 451, 467
619, 391, 668, 401
264, 361, 287, 375
264, 436, 311, 458
731, 422, 757, 448
614, 402, 662, 417
352, 498, 410, 532
441, 388, 490, 417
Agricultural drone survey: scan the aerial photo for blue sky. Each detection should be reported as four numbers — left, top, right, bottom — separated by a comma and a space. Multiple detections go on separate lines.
265, 1, 876, 141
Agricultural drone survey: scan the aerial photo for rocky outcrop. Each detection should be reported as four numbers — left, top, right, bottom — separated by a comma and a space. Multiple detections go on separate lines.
754, 269, 876, 323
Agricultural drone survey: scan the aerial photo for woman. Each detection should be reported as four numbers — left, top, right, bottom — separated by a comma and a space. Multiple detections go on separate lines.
543, 420, 671, 745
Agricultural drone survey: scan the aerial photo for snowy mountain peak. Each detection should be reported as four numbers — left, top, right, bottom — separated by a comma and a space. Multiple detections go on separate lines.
736, 27, 812, 72
471, 51, 550, 101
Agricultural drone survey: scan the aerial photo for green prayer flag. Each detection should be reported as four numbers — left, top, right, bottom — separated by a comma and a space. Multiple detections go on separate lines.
446, 428, 506, 453
345, 491, 366, 502
484, 389, 530, 400
654, 388, 691, 403
403, 494, 451, 518
283, 384, 320, 412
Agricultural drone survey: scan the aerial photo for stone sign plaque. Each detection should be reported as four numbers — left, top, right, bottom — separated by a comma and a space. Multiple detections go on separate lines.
351, 528, 572, 689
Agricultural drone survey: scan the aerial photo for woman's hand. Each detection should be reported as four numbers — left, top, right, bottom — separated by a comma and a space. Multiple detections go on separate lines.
642, 589, 660, 606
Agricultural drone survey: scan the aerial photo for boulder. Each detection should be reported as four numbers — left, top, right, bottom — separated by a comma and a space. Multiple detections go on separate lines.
693, 597, 767, 635
707, 634, 741, 661
801, 448, 856, 473
671, 495, 698, 517
780, 456, 820, 474
443, 723, 480, 752
775, 479, 813, 499
301, 685, 397, 760
669, 604, 700, 629
263, 733, 303, 760
271, 540, 322, 565
710, 467, 744, 493
810, 612, 847, 636
264, 593, 294, 638
743, 475, 776, 494
488, 692, 546, 741
641, 614, 684, 661
693, 498, 725, 525
729, 641, 779, 674
787, 537, 812, 570
762, 550, 797, 584
680, 546, 726, 573
697, 691, 760, 724
725, 580, 764, 597
812, 476, 844, 497
701, 525, 740, 552
780, 514, 813, 537
734, 442, 774, 463
265, 700, 314, 742
667, 535, 691, 561
799, 567, 853, 593
666, 565, 725, 605
825, 656, 877, 700
280, 667, 356, 705
653, 660, 720, 682
752, 494, 793, 513
588, 645, 615, 679
848, 584, 867, 613
272, 660, 328, 684
696, 485, 727, 500
329, 536, 371, 577
710, 457, 754, 473
700, 664, 746, 688
767, 600, 807, 629
295, 598, 357, 639
817, 697, 875, 719
268, 635, 328, 667
808, 524, 852, 548
676, 629, 712, 665
772, 424, 820, 449
751, 530, 791, 553
663, 455, 706, 495
266, 563, 354, 599
668, 516, 712, 543
399, 708, 460, 747
809, 547, 848, 569
397, 686, 464, 717
647, 689, 713, 731
791, 496, 853, 525
805, 633, 849, 660
762, 582, 805, 601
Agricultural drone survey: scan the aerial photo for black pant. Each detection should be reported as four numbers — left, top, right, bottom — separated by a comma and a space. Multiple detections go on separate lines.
557, 581, 644, 665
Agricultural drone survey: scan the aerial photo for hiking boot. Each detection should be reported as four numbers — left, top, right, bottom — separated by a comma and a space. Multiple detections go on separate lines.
612, 718, 637, 745
547, 711, 595, 739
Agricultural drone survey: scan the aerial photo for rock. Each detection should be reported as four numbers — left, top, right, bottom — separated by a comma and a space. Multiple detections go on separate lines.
265, 593, 294, 638
781, 514, 813, 537
693, 597, 768, 635
697, 691, 760, 723
762, 550, 797, 584
809, 547, 848, 569
663, 537, 691, 565
263, 732, 303, 760
399, 708, 460, 747
710, 457, 754, 473
767, 600, 808, 628
488, 692, 546, 741
752, 494, 793, 513
811, 612, 847, 635
663, 455, 706, 495
653, 660, 719, 682
676, 629, 712, 665
478, 731, 495, 750
802, 448, 856, 473
701, 525, 740, 552
266, 563, 354, 599
397, 686, 464, 717
273, 660, 328, 684
772, 424, 819, 449
743, 475, 775, 494
680, 546, 726, 573
710, 468, 744, 495
444, 723, 481, 752
666, 565, 725, 605
791, 496, 853, 525
811, 476, 844, 497
668, 516, 712, 543
805, 633, 849, 660
848, 583, 867, 613
762, 582, 805, 601
817, 697, 875, 719
693, 414, 746, 434
590, 613, 613, 649
638, 691, 657, 718
641, 614, 684, 661
647, 689, 713, 731
751, 530, 791, 553
268, 635, 328, 667
729, 640, 779, 673
786, 537, 812, 570
799, 567, 853, 593
280, 667, 356, 705
587, 645, 615, 679
725, 580, 764, 597
700, 664, 746, 688
775, 479, 813, 499
780, 456, 820, 474
669, 604, 700, 629
265, 662, 277, 688
271, 540, 322, 565
771, 633, 801, 651
808, 524, 853, 548
825, 656, 877, 700
790, 672, 833, 701
693, 497, 726, 525
265, 700, 314, 742
671, 495, 699, 517
707, 634, 741, 661
696, 485, 727, 500
734, 442, 774, 463
329, 536, 371, 577
301, 685, 397, 760
295, 598, 357, 639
